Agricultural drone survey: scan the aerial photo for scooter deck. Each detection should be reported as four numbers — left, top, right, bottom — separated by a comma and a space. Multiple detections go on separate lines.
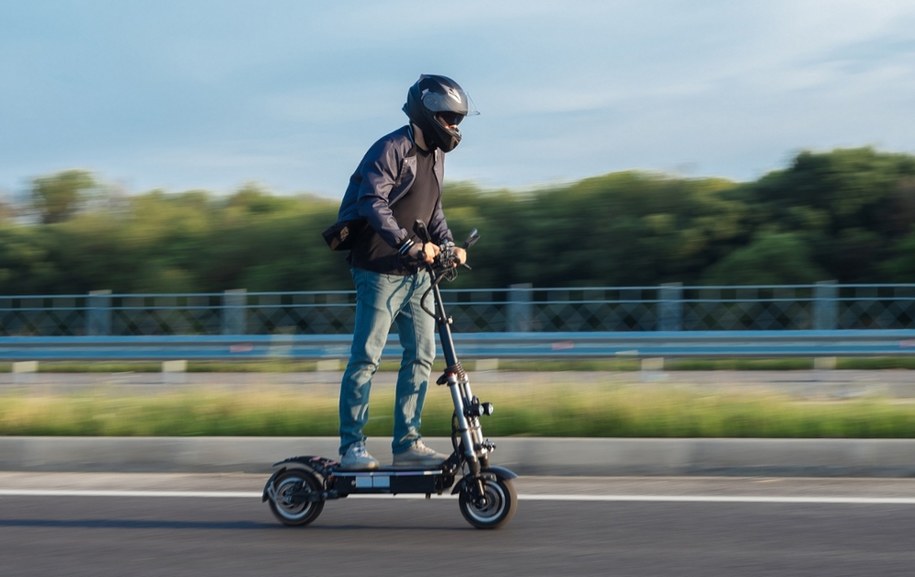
331, 466, 454, 494
332, 465, 443, 473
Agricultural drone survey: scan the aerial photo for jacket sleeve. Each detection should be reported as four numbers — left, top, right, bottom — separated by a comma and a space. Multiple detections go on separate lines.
354, 137, 411, 249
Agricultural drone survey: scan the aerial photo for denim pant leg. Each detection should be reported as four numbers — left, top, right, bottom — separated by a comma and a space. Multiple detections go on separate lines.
338, 269, 406, 455
391, 272, 436, 454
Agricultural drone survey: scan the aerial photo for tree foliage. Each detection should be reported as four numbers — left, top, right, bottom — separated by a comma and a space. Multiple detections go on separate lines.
29, 169, 96, 224
4, 147, 915, 294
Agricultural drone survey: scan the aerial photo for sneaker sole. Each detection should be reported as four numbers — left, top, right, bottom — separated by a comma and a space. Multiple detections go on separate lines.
391, 459, 445, 468
338, 462, 380, 471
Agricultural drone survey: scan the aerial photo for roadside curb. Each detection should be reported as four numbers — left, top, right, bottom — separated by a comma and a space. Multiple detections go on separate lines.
2, 437, 914, 477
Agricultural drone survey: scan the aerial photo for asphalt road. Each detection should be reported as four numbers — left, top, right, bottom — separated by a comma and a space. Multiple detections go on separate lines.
3, 474, 915, 576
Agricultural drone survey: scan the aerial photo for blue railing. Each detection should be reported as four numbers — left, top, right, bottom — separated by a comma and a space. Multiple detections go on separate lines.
1, 330, 915, 362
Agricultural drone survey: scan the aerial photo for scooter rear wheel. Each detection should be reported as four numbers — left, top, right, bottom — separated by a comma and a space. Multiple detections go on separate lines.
458, 474, 517, 529
267, 469, 325, 527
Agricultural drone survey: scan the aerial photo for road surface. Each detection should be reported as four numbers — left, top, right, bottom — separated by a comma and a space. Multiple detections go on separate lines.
2, 474, 914, 576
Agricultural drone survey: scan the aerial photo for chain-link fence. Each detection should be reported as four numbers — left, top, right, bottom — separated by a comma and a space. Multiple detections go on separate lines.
1, 283, 914, 337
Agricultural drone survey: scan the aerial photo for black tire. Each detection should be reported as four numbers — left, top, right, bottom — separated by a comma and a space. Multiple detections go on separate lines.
267, 469, 325, 527
458, 474, 517, 529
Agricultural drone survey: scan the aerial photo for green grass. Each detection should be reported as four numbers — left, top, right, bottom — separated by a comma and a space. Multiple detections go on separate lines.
2, 382, 914, 438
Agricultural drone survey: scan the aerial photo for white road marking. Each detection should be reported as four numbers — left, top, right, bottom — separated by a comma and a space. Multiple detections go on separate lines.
2, 490, 915, 505
0, 490, 260, 498
519, 495, 915, 505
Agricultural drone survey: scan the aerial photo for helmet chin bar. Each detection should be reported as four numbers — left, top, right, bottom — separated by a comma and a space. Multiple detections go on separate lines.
430, 113, 463, 151
434, 130, 461, 152
412, 120, 460, 153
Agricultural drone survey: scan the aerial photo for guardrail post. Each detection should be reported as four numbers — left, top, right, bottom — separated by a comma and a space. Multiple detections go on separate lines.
222, 289, 247, 335
87, 290, 111, 336
814, 281, 838, 330
814, 281, 839, 369
507, 283, 533, 332
658, 283, 683, 331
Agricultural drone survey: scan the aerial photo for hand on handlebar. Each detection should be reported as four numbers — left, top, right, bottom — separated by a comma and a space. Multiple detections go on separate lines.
452, 246, 467, 267
410, 221, 474, 271
405, 241, 441, 265
434, 242, 468, 269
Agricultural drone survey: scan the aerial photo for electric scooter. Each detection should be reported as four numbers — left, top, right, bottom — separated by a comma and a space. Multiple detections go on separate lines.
263, 223, 518, 529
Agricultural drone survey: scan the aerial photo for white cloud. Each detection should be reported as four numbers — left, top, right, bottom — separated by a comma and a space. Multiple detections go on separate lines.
3, 0, 915, 196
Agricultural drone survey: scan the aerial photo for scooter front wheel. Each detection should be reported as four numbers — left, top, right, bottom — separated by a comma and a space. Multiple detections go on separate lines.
458, 474, 517, 529
267, 469, 325, 527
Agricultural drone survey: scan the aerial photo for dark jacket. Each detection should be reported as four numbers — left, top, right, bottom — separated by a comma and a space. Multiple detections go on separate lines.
337, 125, 453, 249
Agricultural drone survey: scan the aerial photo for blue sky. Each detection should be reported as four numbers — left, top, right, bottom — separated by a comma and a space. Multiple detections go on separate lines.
3, 0, 915, 199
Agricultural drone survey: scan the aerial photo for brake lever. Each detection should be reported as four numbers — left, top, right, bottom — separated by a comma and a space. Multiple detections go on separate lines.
463, 228, 480, 249
458, 228, 478, 269
413, 220, 431, 243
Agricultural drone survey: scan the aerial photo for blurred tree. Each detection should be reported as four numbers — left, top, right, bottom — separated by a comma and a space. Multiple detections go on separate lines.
46, 214, 146, 293
0, 225, 61, 293
226, 183, 304, 215
30, 169, 96, 224
438, 182, 528, 288
510, 172, 745, 286
744, 147, 915, 282
702, 231, 827, 285
877, 176, 915, 240
5, 148, 915, 295
879, 230, 915, 281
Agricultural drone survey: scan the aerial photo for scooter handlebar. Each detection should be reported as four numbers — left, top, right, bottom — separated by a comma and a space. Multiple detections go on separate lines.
412, 221, 478, 271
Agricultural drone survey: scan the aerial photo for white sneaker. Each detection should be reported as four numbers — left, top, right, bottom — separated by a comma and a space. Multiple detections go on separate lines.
392, 440, 448, 468
339, 443, 379, 470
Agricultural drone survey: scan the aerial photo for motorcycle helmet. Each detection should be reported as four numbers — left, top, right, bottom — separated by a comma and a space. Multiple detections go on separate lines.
403, 74, 477, 152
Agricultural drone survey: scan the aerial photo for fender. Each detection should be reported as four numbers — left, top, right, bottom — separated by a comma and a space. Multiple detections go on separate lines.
483, 466, 518, 480
450, 466, 519, 495
261, 455, 335, 502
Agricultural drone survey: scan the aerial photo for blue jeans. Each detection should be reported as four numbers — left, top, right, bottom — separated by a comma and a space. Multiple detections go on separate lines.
339, 268, 436, 456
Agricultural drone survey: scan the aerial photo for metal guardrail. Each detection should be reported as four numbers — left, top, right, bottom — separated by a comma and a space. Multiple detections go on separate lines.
2, 283, 914, 364
2, 330, 915, 362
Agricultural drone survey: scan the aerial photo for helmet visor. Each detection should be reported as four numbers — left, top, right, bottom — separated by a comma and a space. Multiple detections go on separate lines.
436, 111, 464, 127
421, 87, 479, 117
